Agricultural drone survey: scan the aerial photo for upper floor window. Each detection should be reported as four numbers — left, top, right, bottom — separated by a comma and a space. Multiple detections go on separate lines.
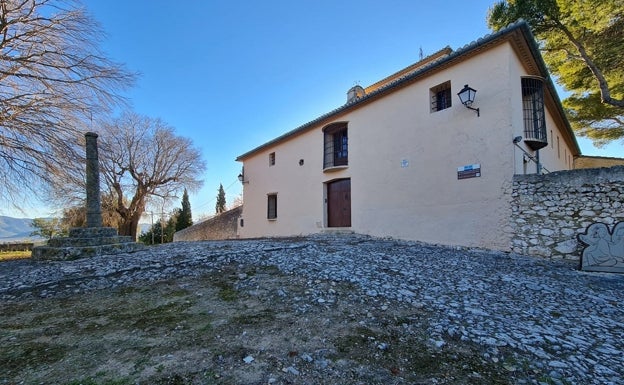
430, 81, 452, 112
323, 123, 348, 169
521, 77, 548, 150
269, 152, 275, 166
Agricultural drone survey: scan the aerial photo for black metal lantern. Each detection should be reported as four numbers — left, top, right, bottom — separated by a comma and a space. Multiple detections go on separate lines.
238, 168, 247, 184
457, 84, 480, 117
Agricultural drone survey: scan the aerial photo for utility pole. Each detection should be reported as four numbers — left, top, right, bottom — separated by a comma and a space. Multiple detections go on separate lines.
161, 196, 167, 244
150, 211, 154, 245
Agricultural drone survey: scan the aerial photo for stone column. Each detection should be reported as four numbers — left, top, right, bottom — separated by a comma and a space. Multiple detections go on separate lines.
85, 132, 103, 228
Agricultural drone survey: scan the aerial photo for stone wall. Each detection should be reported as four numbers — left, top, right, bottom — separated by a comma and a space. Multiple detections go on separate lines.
574, 156, 624, 169
173, 206, 242, 242
511, 166, 624, 260
0, 242, 34, 252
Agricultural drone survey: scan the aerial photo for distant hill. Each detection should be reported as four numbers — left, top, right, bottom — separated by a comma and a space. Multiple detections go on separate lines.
0, 216, 152, 242
0, 216, 37, 242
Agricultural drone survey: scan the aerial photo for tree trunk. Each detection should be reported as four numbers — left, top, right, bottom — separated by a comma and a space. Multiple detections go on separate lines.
118, 212, 142, 239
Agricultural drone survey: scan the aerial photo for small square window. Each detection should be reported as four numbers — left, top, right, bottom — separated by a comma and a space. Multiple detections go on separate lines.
267, 194, 277, 219
430, 81, 452, 112
269, 152, 275, 166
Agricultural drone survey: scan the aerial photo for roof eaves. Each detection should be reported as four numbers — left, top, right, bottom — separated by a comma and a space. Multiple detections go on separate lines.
235, 103, 354, 161
236, 20, 580, 160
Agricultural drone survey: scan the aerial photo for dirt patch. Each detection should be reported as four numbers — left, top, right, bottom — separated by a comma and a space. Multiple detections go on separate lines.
1, 262, 518, 384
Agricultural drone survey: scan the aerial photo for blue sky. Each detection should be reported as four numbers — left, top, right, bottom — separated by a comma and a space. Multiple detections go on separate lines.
5, 0, 623, 219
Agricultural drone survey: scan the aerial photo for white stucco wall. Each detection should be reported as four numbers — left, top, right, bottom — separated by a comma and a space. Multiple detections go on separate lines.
346, 43, 515, 249
237, 41, 576, 251
239, 126, 327, 237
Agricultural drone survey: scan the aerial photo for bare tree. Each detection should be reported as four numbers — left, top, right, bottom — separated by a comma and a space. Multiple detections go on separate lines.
60, 192, 121, 229
98, 112, 205, 238
230, 193, 243, 210
0, 0, 134, 206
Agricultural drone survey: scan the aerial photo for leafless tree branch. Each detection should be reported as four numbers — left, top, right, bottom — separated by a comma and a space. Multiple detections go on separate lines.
96, 112, 205, 238
0, 0, 135, 208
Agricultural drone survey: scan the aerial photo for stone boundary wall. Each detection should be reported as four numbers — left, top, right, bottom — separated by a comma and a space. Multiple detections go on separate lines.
574, 155, 624, 169
0, 242, 34, 252
511, 166, 624, 260
173, 206, 242, 242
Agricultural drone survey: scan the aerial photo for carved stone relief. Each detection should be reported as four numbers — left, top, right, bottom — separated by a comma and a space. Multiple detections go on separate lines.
578, 222, 624, 273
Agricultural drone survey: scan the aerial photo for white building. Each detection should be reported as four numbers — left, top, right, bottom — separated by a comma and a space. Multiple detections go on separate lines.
235, 21, 580, 251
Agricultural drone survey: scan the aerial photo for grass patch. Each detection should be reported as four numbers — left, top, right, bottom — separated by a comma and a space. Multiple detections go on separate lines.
334, 326, 378, 354
212, 277, 238, 302
129, 301, 192, 330
230, 309, 275, 326
1, 342, 67, 372
0, 250, 31, 261
332, 326, 513, 384
64, 378, 131, 385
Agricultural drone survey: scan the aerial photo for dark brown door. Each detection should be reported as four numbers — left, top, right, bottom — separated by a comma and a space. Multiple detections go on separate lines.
327, 179, 351, 227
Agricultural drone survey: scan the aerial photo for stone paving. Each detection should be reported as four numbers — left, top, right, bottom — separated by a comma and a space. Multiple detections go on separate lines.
1, 233, 622, 384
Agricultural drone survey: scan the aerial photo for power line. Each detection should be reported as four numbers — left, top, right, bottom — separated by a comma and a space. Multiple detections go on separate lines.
195, 178, 240, 211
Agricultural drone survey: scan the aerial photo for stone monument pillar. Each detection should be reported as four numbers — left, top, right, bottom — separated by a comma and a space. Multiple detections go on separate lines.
85, 132, 103, 228
31, 132, 145, 260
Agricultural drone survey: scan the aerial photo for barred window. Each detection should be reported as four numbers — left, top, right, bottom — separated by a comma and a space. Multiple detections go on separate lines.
521, 77, 547, 149
323, 123, 348, 169
430, 81, 452, 112
267, 194, 277, 220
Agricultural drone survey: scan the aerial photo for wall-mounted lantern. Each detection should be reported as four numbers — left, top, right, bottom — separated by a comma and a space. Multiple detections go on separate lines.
238, 169, 248, 184
457, 84, 480, 117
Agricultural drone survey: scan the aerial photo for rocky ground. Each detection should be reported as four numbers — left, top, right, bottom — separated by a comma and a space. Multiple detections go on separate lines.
0, 233, 622, 384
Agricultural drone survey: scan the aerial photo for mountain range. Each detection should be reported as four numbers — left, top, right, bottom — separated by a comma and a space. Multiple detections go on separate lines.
0, 216, 37, 242
0, 216, 155, 243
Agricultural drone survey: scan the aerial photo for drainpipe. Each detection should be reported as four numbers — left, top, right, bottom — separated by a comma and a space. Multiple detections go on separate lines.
536, 150, 542, 175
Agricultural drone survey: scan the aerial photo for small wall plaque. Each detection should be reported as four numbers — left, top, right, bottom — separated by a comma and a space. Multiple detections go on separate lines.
458, 164, 481, 179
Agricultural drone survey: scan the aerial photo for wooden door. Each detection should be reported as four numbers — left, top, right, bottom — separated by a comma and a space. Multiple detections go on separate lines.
327, 179, 351, 227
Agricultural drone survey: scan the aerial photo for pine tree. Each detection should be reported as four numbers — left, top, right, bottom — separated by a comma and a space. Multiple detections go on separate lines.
488, 0, 624, 144
215, 184, 226, 214
176, 189, 193, 231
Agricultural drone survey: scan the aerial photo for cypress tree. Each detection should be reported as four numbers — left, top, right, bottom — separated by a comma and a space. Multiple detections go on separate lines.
215, 184, 226, 214
176, 189, 193, 231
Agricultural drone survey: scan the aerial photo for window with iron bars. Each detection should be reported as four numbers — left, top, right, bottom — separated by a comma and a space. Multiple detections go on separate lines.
430, 81, 452, 112
267, 193, 277, 219
521, 77, 548, 149
323, 123, 348, 169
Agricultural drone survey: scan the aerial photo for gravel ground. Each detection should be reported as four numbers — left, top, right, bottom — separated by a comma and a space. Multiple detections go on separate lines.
1, 233, 622, 384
